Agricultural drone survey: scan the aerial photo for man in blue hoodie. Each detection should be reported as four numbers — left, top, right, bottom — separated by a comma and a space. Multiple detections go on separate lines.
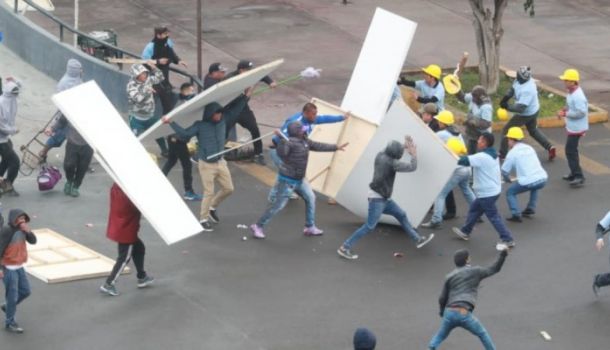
452, 133, 515, 251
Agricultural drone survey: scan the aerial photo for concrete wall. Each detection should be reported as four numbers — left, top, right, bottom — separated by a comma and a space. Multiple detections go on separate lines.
0, 2, 129, 112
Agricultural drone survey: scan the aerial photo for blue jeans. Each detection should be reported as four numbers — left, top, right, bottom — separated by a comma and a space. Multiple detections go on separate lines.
2, 268, 31, 326
461, 195, 513, 242
258, 178, 316, 228
429, 309, 495, 350
431, 167, 475, 223
343, 198, 421, 249
505, 179, 546, 216
129, 115, 167, 152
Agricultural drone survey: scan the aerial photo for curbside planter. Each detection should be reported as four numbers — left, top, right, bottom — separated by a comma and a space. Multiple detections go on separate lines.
400, 65, 608, 131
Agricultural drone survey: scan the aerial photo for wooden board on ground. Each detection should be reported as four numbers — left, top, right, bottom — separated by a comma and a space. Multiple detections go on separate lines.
53, 81, 202, 245
139, 59, 284, 141
305, 98, 377, 198
26, 228, 129, 284
335, 99, 457, 226
340, 7, 417, 125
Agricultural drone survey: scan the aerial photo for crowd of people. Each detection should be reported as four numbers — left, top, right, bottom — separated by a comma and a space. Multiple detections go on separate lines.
0, 25, 608, 350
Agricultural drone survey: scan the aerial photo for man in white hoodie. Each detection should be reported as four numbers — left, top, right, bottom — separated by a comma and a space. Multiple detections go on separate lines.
0, 78, 21, 196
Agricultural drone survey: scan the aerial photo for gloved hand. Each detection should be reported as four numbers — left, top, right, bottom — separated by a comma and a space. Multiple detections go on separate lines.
500, 99, 509, 110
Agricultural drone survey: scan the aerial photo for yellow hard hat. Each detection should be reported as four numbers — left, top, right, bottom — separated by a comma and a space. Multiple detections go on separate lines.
506, 127, 524, 140
442, 74, 461, 95
422, 64, 442, 80
446, 137, 467, 156
559, 68, 579, 82
434, 110, 454, 125
497, 107, 509, 121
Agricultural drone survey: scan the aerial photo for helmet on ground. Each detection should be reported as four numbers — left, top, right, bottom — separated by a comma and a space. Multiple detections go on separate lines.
559, 68, 579, 82
497, 107, 509, 121
434, 110, 454, 125
506, 127, 524, 140
446, 137, 467, 156
422, 64, 442, 80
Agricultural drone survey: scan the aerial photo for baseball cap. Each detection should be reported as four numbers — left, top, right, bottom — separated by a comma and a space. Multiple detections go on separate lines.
237, 60, 254, 70
208, 62, 227, 74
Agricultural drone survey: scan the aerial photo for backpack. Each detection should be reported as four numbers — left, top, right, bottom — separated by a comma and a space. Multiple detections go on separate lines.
37, 165, 62, 191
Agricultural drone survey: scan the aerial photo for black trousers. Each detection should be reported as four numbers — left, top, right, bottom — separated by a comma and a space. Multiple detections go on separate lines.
500, 112, 552, 158
106, 238, 146, 285
64, 142, 93, 188
445, 190, 456, 215
154, 81, 176, 115
0, 140, 19, 184
162, 136, 193, 192
565, 134, 583, 179
225, 104, 263, 155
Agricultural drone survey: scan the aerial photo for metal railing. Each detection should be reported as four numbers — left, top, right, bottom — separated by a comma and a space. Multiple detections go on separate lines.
13, 0, 204, 89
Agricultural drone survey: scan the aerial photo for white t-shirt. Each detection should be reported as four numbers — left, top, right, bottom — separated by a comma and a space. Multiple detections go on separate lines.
468, 151, 501, 198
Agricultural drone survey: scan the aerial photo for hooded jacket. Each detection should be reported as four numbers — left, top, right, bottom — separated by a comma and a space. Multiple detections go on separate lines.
106, 184, 141, 244
276, 121, 338, 181
369, 140, 417, 199
52, 59, 88, 145
0, 80, 20, 144
0, 209, 36, 267
127, 64, 164, 119
170, 95, 248, 163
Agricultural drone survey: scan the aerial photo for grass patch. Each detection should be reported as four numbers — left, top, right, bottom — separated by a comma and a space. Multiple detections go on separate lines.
404, 70, 567, 121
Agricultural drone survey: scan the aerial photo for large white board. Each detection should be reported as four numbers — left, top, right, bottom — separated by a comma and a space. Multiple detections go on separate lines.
52, 81, 202, 245
139, 59, 284, 140
336, 100, 457, 226
341, 8, 417, 125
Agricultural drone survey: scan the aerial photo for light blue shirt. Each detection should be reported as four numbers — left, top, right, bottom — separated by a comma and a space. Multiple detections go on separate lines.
565, 86, 589, 133
512, 79, 539, 116
501, 142, 547, 186
464, 93, 493, 132
436, 130, 464, 144
415, 80, 445, 111
468, 151, 501, 198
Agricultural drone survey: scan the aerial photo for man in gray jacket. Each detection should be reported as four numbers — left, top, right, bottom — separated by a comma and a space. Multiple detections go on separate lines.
0, 78, 21, 196
249, 121, 346, 239
337, 136, 434, 260
428, 248, 508, 350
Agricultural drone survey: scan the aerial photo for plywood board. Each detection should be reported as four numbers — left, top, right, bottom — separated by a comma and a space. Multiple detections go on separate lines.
139, 59, 284, 140
341, 8, 417, 125
52, 81, 202, 245
305, 98, 377, 198
6, 0, 54, 11
336, 99, 457, 226
26, 228, 130, 284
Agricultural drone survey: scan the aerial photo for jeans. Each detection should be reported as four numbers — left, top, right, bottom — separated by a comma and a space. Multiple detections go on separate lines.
461, 195, 513, 242
431, 167, 475, 223
499, 112, 551, 158
225, 105, 263, 155
505, 179, 546, 216
343, 198, 421, 249
64, 141, 93, 187
257, 179, 297, 227
565, 134, 583, 179
129, 115, 168, 153
162, 136, 193, 192
0, 140, 19, 184
2, 267, 31, 327
429, 309, 495, 350
106, 239, 147, 285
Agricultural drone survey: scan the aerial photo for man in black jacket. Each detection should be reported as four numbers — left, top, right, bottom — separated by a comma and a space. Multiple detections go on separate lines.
203, 62, 227, 90
224, 60, 277, 165
428, 248, 508, 350
337, 136, 434, 260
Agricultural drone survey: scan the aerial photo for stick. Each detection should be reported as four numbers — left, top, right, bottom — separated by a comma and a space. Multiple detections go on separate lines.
455, 52, 469, 77
106, 57, 147, 64
252, 75, 302, 96
206, 131, 288, 160
308, 166, 330, 183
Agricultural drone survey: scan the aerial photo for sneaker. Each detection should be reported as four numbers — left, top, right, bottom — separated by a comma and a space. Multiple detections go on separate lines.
452, 227, 470, 241
183, 191, 202, 201
70, 186, 80, 198
506, 215, 523, 223
253, 154, 266, 166
496, 241, 515, 251
443, 212, 457, 220
569, 177, 585, 187
63, 181, 72, 195
5, 323, 24, 334
289, 192, 299, 200
200, 220, 214, 232
522, 208, 535, 217
548, 146, 556, 161
208, 209, 220, 223
337, 246, 358, 260
137, 275, 155, 288
99, 283, 119, 296
416, 233, 435, 248
250, 224, 266, 239
562, 174, 575, 181
593, 275, 600, 297
303, 226, 324, 236
420, 221, 441, 229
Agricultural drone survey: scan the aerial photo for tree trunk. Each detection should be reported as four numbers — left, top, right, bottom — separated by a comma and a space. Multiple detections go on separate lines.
468, 0, 508, 94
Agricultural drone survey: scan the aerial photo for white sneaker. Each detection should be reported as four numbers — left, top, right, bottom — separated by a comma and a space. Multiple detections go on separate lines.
416, 233, 435, 249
